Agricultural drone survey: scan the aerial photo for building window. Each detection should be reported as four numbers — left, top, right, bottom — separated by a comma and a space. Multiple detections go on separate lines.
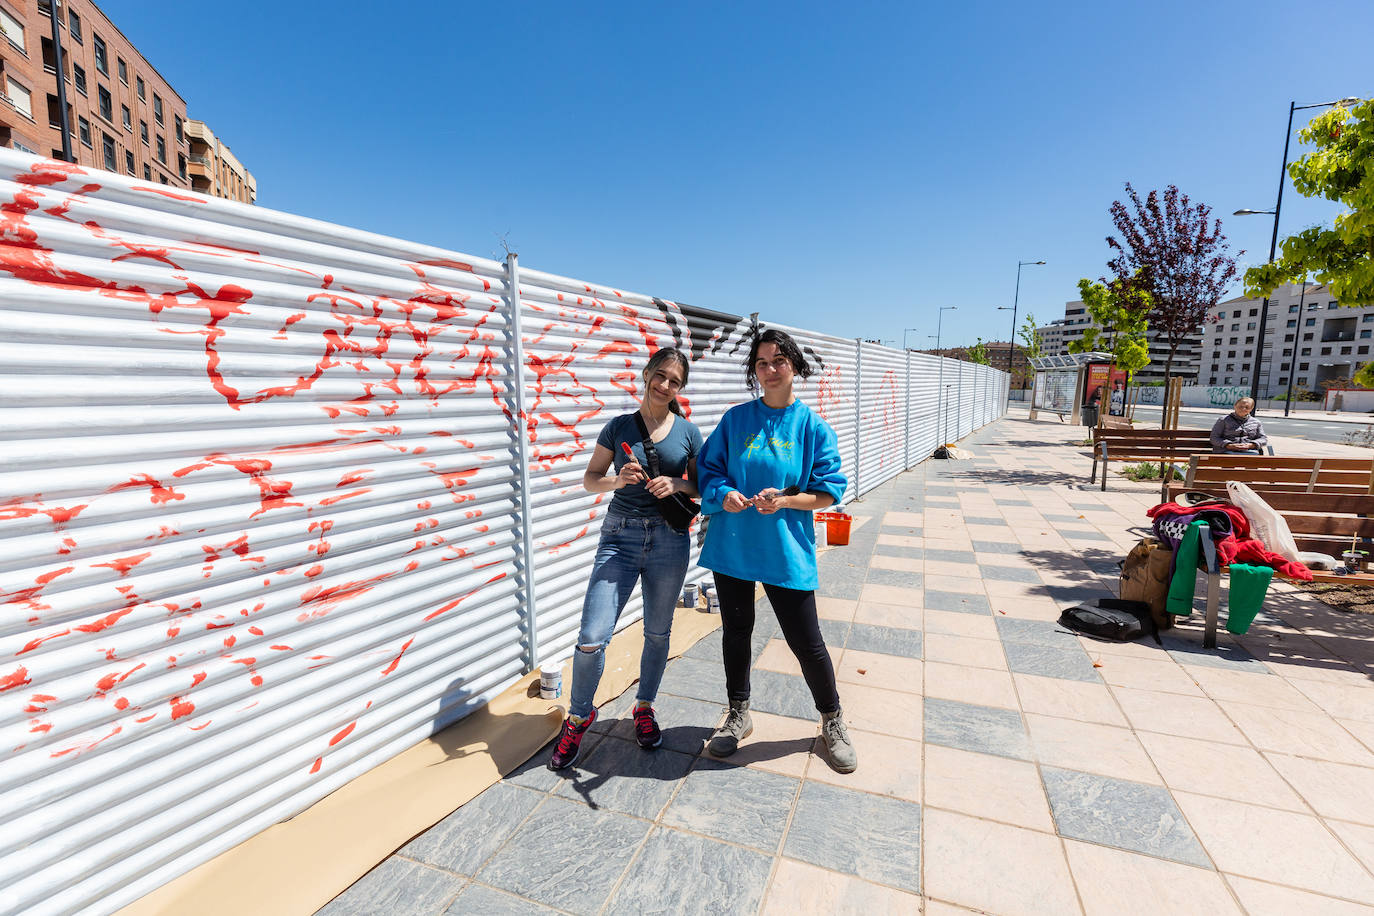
1299, 363, 1310, 371
1232, 310, 1241, 318
159, 174, 168, 184
1229, 337, 1238, 345
136, 76, 145, 100
1363, 329, 1373, 339
1246, 322, 1257, 330
1298, 377, 1308, 386
1284, 334, 1295, 342
0, 8, 24, 50
68, 9, 81, 42
1361, 346, 1370, 355
1329, 302, 1339, 309
156, 136, 166, 164
1288, 304, 1300, 313
1303, 333, 1314, 341
73, 64, 87, 96
94, 34, 108, 75
124, 149, 134, 175
1209, 376, 1218, 385
121, 104, 131, 130
1342, 346, 1353, 355
1321, 346, 1332, 355
78, 116, 91, 146
1305, 317, 1316, 326
1301, 347, 1312, 355
118, 58, 128, 85
177, 153, 185, 179
1245, 336, 1254, 344
1244, 350, 1252, 358
153, 94, 164, 125
143, 163, 151, 180
1364, 314, 1374, 323
1283, 349, 1293, 357
1211, 364, 1219, 372
1286, 319, 1297, 328
1225, 364, 1235, 372
1227, 350, 1236, 358
5, 78, 32, 120
140, 121, 148, 145
1308, 302, 1321, 310
98, 85, 112, 122
1248, 308, 1258, 317
1223, 377, 1232, 384
1230, 323, 1240, 331
101, 133, 116, 171
1281, 363, 1291, 371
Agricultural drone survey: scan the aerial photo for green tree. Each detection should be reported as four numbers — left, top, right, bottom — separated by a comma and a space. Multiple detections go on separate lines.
1067, 278, 1152, 378
1353, 363, 1374, 389
1019, 313, 1044, 360
967, 338, 991, 365
1246, 99, 1374, 304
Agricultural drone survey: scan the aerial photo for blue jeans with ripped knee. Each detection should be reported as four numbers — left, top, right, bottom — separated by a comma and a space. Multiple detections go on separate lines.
567, 512, 690, 720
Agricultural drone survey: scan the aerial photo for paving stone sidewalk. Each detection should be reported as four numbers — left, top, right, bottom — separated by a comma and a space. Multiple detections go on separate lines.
319, 411, 1374, 915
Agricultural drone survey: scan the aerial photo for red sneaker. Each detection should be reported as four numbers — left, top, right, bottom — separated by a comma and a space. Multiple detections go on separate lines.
548, 707, 597, 770
633, 704, 662, 749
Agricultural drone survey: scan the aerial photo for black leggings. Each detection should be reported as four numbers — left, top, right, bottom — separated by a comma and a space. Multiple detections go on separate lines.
713, 572, 840, 715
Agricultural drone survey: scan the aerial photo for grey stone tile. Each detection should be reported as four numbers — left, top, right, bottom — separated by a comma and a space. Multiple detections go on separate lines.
318, 857, 465, 916
1161, 633, 1268, 672
554, 736, 695, 819
684, 631, 724, 663
881, 525, 924, 537
476, 796, 649, 915
846, 622, 923, 659
924, 697, 1031, 760
1064, 529, 1115, 542
750, 668, 819, 720
605, 827, 773, 915
609, 692, 721, 755
662, 758, 799, 851
995, 498, 1033, 506
444, 884, 560, 915
926, 548, 978, 564
658, 656, 728, 704
995, 617, 1081, 649
1041, 766, 1210, 867
783, 781, 922, 892
972, 540, 1027, 555
980, 564, 1043, 583
925, 590, 992, 615
865, 567, 924, 589
818, 575, 865, 600
1003, 641, 1103, 683
875, 544, 925, 560
504, 731, 607, 793
589, 691, 635, 735
401, 782, 544, 876
963, 516, 1007, 526
818, 618, 851, 649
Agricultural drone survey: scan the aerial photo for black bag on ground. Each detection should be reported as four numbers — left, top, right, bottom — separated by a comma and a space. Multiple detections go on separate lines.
1058, 598, 1160, 644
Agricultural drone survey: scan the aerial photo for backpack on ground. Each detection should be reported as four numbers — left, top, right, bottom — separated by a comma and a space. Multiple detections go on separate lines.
1058, 598, 1160, 644
1118, 537, 1175, 631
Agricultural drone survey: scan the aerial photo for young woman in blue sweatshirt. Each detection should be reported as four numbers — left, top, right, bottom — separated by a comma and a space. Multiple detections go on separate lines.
696, 328, 856, 773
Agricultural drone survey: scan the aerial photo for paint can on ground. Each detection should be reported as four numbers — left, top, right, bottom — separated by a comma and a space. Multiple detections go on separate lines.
814, 515, 828, 547
703, 585, 720, 613
539, 664, 562, 700
682, 582, 700, 607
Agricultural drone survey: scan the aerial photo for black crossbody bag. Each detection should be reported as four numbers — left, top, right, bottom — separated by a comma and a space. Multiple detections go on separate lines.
632, 412, 700, 531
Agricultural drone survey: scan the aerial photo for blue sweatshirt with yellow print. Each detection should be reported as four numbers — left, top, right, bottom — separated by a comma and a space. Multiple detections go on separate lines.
698, 398, 848, 591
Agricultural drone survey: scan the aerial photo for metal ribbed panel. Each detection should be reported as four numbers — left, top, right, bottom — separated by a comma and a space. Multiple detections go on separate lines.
766, 324, 859, 505
909, 353, 942, 460
857, 342, 907, 495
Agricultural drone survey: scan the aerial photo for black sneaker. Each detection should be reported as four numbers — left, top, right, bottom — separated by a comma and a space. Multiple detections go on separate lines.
548, 707, 598, 770
633, 704, 662, 749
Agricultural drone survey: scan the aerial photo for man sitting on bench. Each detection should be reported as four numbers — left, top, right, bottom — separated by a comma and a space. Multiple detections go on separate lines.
1210, 397, 1268, 454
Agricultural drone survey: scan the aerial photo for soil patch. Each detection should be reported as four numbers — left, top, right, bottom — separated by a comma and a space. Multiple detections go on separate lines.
1297, 582, 1374, 615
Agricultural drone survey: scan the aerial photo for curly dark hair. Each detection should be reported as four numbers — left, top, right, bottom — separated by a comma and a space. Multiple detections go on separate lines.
745, 328, 813, 392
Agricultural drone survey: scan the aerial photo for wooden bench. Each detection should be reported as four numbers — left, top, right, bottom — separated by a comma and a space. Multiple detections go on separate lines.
1099, 414, 1134, 430
1167, 454, 1374, 501
1090, 428, 1216, 498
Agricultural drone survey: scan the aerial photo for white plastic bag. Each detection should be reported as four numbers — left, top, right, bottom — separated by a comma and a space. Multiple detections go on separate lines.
1227, 480, 1301, 561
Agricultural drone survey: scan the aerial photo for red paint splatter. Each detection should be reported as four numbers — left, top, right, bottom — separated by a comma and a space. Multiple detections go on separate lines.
329, 722, 356, 746
381, 638, 414, 676
109, 473, 185, 504
130, 185, 203, 202
1, 667, 32, 692
170, 696, 195, 719
93, 551, 152, 576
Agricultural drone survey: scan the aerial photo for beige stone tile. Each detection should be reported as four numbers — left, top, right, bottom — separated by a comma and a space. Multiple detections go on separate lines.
730, 710, 819, 778
1224, 875, 1374, 916
1328, 819, 1374, 875
922, 808, 1081, 916
1175, 792, 1374, 900
924, 534, 974, 549
1025, 713, 1161, 783
805, 729, 922, 802
878, 533, 923, 549
925, 660, 1018, 709
853, 600, 921, 630
1290, 679, 1374, 724
763, 858, 923, 915
871, 553, 924, 573
816, 596, 857, 622
1188, 666, 1322, 711
982, 579, 1055, 600
1094, 655, 1204, 696
925, 560, 982, 578
1111, 686, 1247, 744
883, 510, 924, 527
1343, 718, 1374, 755
836, 649, 923, 695
861, 583, 924, 608
966, 523, 1010, 539
1266, 754, 1374, 825
923, 574, 983, 594
840, 682, 923, 740
1014, 674, 1127, 727
756, 638, 841, 678
1076, 634, 1165, 659
923, 745, 1054, 832
923, 900, 980, 915
992, 598, 1064, 622
1063, 839, 1240, 916
1138, 732, 1305, 810
923, 609, 999, 641
924, 633, 1008, 671
1220, 701, 1374, 766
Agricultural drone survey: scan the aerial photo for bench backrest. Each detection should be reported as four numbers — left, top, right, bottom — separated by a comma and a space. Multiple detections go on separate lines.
1160, 487, 1374, 558
1167, 455, 1374, 500
1091, 427, 1211, 444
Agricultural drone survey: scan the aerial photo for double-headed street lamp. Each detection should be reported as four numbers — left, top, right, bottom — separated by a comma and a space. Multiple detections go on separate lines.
999, 260, 1046, 384
903, 327, 920, 350
1235, 96, 1361, 403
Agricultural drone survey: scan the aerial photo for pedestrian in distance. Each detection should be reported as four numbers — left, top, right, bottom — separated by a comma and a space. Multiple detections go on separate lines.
695, 328, 856, 773
1210, 397, 1268, 454
548, 348, 703, 770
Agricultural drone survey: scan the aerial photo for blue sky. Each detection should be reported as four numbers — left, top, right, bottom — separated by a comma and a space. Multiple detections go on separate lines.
105, 0, 1372, 349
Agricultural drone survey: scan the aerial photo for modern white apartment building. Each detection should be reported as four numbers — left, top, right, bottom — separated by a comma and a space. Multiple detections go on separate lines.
1035, 300, 1202, 384
1200, 283, 1374, 397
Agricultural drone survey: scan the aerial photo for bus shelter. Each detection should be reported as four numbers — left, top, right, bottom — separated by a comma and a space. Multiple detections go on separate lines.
1027, 352, 1117, 425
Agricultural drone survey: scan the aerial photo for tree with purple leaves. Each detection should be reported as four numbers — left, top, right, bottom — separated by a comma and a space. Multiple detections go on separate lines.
1105, 184, 1241, 382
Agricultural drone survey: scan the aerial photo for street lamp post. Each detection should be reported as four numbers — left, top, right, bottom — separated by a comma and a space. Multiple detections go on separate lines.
1283, 275, 1309, 417
999, 260, 1045, 390
934, 307, 956, 446
1235, 96, 1360, 404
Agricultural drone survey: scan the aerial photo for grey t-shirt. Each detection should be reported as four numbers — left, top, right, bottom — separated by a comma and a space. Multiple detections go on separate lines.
596, 412, 703, 518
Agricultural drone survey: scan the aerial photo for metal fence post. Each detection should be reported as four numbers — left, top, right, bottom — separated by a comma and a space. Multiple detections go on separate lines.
506, 253, 540, 673
905, 348, 911, 470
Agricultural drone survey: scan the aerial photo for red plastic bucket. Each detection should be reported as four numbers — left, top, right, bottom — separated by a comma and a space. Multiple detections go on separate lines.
816, 511, 852, 546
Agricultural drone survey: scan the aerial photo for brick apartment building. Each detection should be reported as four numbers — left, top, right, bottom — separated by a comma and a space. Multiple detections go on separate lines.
0, 0, 251, 199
